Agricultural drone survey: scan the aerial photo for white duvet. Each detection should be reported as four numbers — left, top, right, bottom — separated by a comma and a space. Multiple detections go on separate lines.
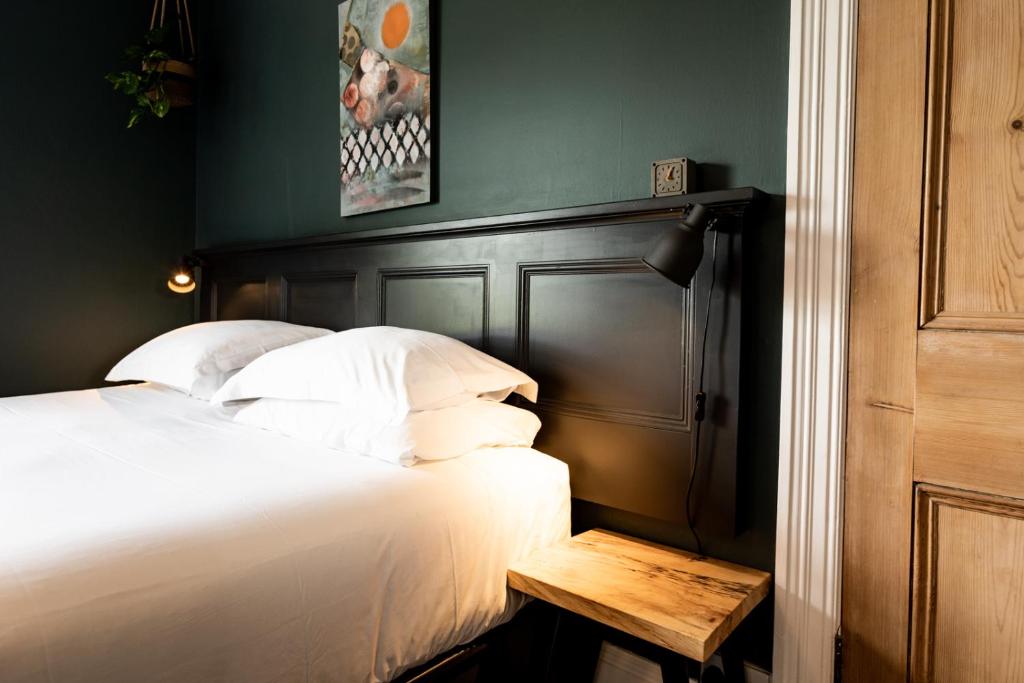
0, 384, 571, 683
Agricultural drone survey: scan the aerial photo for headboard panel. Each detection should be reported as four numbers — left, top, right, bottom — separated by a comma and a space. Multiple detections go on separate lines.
197, 188, 762, 535
378, 266, 489, 347
282, 271, 357, 331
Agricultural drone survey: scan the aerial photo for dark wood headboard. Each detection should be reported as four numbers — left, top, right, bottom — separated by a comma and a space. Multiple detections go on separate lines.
196, 188, 763, 537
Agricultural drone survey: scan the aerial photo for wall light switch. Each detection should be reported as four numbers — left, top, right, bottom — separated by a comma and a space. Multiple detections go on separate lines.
651, 158, 695, 197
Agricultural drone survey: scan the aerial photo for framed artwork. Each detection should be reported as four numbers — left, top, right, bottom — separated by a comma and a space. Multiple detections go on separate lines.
338, 0, 431, 216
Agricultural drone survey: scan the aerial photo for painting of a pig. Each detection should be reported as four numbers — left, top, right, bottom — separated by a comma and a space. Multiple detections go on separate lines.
339, 0, 431, 216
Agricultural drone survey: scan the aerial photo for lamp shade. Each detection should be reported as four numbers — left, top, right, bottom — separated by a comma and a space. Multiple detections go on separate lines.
167, 257, 200, 294
641, 203, 710, 288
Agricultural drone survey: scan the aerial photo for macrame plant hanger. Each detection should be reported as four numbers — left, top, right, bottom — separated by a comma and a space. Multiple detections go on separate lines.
149, 0, 196, 107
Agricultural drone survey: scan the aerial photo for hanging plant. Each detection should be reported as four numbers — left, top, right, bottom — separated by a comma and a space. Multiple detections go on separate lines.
106, 0, 196, 128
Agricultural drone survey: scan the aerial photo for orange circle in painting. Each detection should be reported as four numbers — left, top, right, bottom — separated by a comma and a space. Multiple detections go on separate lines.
381, 3, 411, 49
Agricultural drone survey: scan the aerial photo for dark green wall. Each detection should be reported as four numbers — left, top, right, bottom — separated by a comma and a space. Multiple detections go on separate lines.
0, 2, 195, 397
196, 1, 788, 669
196, 0, 789, 246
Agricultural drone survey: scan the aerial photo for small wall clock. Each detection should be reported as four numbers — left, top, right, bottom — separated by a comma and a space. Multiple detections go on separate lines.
651, 157, 696, 197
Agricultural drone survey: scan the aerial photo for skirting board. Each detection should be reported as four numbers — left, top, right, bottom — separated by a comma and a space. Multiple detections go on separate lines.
592, 642, 771, 683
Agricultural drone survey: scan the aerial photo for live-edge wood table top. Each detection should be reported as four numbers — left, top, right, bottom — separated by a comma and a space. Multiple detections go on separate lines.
507, 529, 771, 662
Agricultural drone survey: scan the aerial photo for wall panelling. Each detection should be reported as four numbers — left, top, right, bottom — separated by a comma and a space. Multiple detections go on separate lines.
282, 272, 357, 331
198, 190, 760, 534
378, 266, 489, 348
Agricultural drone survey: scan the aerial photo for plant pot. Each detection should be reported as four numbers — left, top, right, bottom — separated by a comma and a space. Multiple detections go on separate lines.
142, 58, 196, 107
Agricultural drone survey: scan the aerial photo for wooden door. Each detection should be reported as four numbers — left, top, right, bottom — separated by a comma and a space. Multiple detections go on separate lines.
843, 0, 1024, 680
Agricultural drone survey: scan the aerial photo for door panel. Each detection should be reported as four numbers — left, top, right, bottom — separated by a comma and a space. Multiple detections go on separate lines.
911, 486, 1024, 682
921, 0, 1024, 331
915, 330, 1024, 497
846, 0, 1024, 679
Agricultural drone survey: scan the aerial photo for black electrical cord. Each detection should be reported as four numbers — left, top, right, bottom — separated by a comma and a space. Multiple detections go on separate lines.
684, 227, 720, 557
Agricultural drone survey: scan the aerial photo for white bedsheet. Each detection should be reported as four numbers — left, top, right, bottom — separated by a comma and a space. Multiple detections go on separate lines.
0, 384, 571, 682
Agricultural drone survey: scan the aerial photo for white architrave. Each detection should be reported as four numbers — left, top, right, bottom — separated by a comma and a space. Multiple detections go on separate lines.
773, 0, 857, 680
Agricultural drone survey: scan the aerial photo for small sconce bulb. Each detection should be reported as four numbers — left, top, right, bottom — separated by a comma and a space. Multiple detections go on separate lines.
167, 261, 198, 294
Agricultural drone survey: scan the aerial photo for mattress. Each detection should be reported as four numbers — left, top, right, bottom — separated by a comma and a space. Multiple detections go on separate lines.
0, 384, 571, 683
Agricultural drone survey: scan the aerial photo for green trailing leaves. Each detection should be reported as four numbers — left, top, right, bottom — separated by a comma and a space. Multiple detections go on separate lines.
105, 25, 181, 128
127, 107, 146, 129
105, 71, 141, 95
150, 90, 170, 118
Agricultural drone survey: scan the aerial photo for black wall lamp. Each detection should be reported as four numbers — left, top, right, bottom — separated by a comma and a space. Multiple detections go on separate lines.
167, 255, 204, 294
641, 201, 724, 555
641, 203, 717, 288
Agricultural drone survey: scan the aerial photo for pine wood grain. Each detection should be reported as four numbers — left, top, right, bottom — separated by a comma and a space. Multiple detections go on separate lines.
921, 0, 1024, 331
911, 486, 1024, 681
848, 0, 1024, 679
506, 530, 770, 662
842, 0, 926, 679
915, 329, 1024, 497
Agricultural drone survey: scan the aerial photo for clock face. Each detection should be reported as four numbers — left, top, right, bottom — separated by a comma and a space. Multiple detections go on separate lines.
651, 159, 686, 197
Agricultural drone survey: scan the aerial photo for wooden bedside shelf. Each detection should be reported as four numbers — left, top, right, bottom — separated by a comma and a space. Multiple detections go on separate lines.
507, 529, 771, 664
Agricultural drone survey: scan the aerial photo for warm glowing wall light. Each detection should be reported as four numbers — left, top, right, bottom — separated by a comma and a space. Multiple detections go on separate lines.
167, 256, 202, 294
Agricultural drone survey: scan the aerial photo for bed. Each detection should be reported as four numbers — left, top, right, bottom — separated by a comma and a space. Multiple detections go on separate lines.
1, 190, 758, 682
0, 383, 570, 682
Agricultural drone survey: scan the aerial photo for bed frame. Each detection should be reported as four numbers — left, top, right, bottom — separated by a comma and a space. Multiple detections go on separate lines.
194, 187, 763, 679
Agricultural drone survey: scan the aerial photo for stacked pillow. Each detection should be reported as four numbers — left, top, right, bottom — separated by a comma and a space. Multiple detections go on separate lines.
231, 398, 540, 466
109, 322, 540, 465
210, 326, 541, 465
106, 320, 333, 399
110, 323, 541, 465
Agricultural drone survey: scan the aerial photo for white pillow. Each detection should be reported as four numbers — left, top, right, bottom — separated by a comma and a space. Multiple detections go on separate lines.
107, 320, 333, 399
233, 397, 542, 466
211, 326, 538, 411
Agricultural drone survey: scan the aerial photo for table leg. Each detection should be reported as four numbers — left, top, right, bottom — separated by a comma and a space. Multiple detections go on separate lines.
659, 653, 700, 683
543, 610, 602, 683
718, 635, 745, 683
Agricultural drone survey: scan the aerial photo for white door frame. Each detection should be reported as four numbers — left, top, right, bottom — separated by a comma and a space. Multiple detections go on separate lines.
773, 0, 857, 680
